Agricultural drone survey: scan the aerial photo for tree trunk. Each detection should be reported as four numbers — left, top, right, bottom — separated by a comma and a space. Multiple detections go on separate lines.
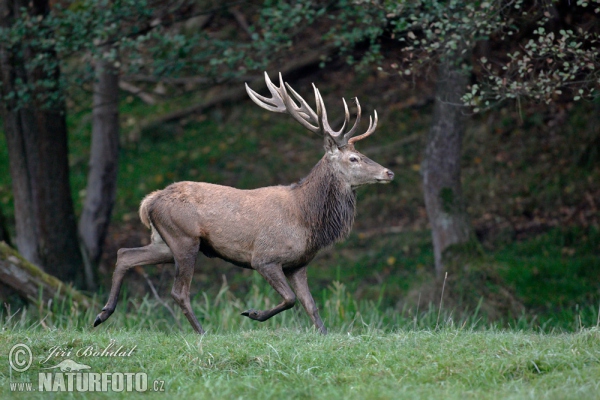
422, 57, 473, 278
78, 51, 120, 287
0, 0, 84, 286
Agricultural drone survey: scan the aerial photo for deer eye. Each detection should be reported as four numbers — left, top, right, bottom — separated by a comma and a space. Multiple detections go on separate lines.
349, 156, 360, 163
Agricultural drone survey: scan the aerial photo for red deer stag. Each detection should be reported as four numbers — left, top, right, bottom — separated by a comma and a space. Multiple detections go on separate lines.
94, 72, 394, 334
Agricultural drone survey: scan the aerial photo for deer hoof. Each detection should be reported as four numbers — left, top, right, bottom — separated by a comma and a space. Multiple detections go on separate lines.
93, 308, 112, 327
93, 314, 104, 327
241, 309, 261, 320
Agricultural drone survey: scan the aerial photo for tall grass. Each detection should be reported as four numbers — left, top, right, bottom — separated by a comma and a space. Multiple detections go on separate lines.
3, 275, 599, 335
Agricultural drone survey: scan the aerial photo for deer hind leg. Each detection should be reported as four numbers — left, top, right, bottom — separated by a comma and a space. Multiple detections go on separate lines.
286, 267, 327, 335
242, 263, 296, 322
94, 234, 173, 327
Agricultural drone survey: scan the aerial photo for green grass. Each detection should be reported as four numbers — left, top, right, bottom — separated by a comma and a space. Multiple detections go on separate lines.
497, 228, 600, 307
0, 277, 486, 336
2, 318, 600, 398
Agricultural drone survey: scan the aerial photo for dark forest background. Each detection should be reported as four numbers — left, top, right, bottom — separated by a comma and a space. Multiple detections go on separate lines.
0, 0, 598, 330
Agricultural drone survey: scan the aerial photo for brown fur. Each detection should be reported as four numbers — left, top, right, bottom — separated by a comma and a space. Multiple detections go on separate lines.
139, 191, 159, 229
292, 157, 356, 251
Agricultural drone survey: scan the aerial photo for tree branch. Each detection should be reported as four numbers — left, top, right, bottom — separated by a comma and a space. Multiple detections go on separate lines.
119, 81, 157, 105
131, 49, 329, 135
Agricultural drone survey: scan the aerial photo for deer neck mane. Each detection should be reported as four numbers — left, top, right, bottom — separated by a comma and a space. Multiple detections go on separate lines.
291, 156, 356, 250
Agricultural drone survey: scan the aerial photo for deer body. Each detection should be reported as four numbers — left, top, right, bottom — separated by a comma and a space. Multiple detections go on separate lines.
142, 181, 316, 270
94, 73, 393, 334
142, 157, 356, 269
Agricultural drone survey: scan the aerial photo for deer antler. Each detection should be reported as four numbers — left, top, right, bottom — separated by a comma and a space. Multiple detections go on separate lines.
245, 72, 320, 133
246, 72, 377, 147
348, 110, 377, 146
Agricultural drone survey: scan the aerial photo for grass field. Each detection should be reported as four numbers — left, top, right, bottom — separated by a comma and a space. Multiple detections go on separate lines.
2, 271, 600, 399
3, 322, 600, 398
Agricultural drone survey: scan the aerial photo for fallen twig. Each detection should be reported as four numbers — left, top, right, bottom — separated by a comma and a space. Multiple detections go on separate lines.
134, 266, 183, 331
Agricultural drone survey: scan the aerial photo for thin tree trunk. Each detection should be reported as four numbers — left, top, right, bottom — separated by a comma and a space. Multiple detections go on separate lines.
0, 0, 84, 286
422, 57, 473, 278
78, 51, 120, 288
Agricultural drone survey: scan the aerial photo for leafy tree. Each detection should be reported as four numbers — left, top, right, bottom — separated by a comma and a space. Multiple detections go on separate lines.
0, 0, 84, 285
384, 0, 598, 275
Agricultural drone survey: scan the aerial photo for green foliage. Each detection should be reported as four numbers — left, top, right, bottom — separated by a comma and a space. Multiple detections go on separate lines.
3, 0, 596, 109
260, 0, 599, 108
0, 0, 288, 109
1, 0, 150, 108
384, 0, 599, 107
467, 1, 600, 107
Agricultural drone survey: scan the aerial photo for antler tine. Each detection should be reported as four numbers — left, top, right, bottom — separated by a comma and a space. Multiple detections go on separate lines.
341, 97, 351, 133
315, 88, 348, 145
245, 72, 287, 113
342, 98, 362, 142
348, 110, 378, 145
278, 73, 320, 133
284, 81, 319, 124
312, 83, 322, 120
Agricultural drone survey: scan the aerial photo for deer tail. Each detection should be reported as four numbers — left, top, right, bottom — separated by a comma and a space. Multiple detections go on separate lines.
139, 191, 159, 229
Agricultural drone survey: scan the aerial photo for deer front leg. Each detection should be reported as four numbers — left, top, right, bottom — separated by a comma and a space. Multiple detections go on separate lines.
286, 267, 327, 335
242, 263, 296, 322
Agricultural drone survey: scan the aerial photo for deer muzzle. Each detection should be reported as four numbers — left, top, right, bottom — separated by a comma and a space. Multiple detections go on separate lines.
377, 169, 394, 183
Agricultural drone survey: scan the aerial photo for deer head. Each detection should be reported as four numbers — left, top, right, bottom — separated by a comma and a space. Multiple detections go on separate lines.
246, 72, 394, 188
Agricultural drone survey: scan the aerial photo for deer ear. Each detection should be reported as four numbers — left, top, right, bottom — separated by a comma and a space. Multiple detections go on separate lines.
324, 136, 339, 154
